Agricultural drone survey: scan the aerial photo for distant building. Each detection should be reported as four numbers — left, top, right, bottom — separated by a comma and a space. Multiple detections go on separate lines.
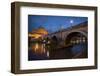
28, 27, 48, 39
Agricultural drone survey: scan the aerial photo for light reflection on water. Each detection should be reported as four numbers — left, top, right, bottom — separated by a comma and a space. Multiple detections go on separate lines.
29, 41, 87, 60
31, 42, 49, 57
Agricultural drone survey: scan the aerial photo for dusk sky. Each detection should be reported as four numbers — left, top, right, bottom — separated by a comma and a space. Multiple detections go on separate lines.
28, 15, 88, 33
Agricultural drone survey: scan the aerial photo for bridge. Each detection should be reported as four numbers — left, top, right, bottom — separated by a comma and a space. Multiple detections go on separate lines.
42, 21, 88, 59
43, 21, 88, 46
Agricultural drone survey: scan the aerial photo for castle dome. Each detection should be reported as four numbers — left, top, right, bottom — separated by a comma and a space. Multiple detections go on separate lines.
29, 27, 48, 39
32, 27, 48, 35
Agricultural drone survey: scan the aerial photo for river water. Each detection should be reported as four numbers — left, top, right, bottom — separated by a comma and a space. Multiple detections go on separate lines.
28, 42, 87, 60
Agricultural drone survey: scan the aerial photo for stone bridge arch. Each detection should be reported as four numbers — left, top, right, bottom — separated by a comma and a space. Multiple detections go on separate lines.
64, 31, 87, 45
64, 31, 87, 40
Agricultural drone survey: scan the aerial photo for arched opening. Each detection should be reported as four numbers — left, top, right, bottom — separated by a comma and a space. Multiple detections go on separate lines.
52, 36, 58, 41
65, 32, 87, 45
51, 36, 58, 45
65, 32, 87, 58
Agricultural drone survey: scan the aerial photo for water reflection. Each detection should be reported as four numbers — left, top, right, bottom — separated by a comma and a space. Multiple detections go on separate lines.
28, 36, 87, 60
28, 41, 50, 60
47, 51, 49, 57
30, 42, 49, 58
31, 43, 46, 54
34, 43, 39, 52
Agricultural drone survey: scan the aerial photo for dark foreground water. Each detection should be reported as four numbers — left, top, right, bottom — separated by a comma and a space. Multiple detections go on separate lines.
28, 42, 87, 61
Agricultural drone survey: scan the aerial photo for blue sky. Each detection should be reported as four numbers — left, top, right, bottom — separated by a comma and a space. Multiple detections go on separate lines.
28, 15, 88, 33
